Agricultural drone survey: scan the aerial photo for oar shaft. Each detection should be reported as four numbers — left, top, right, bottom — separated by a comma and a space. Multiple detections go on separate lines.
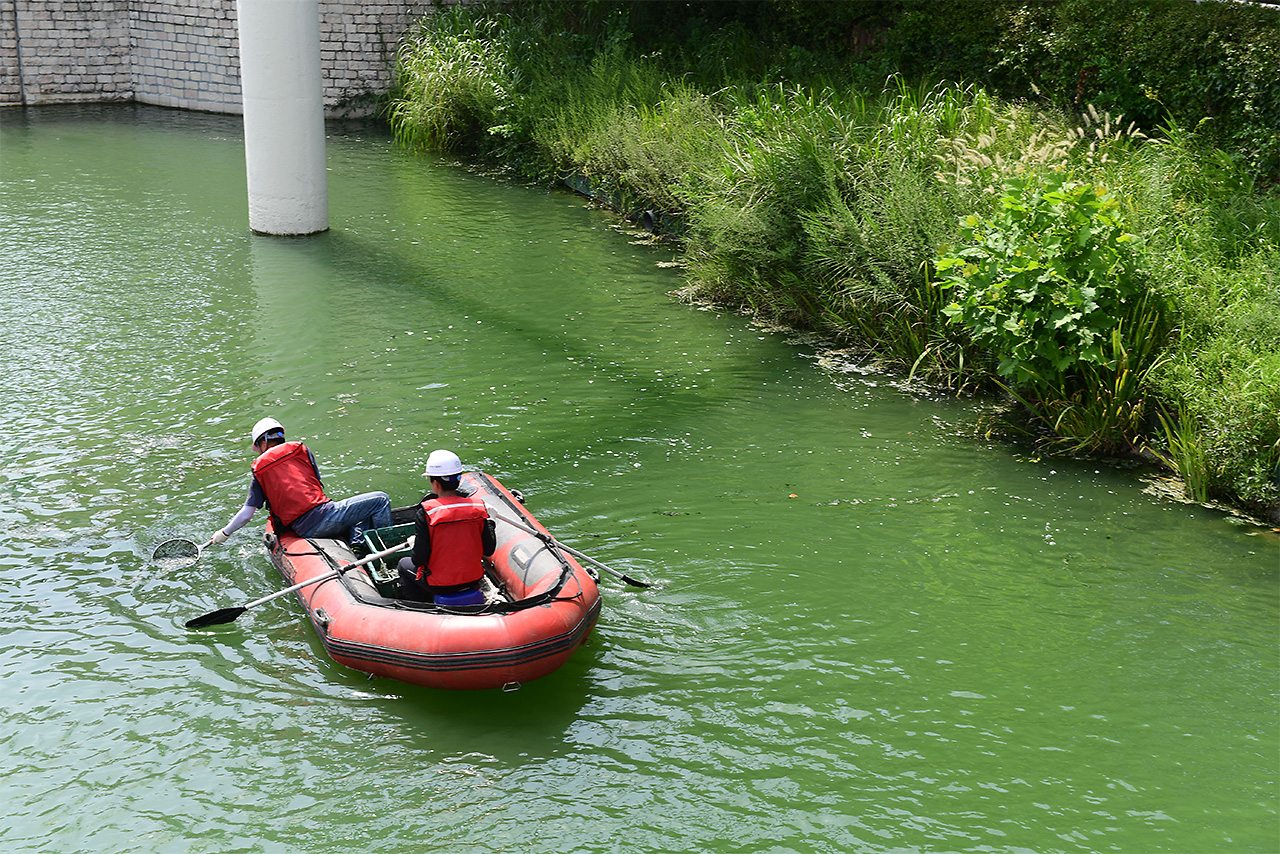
490, 511, 650, 588
242, 567, 337, 609
242, 539, 407, 609
491, 510, 590, 563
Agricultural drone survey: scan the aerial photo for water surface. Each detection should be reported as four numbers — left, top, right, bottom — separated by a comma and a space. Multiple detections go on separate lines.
1, 105, 1276, 854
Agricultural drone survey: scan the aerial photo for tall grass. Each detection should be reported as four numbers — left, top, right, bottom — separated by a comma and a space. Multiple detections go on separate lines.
389, 8, 510, 153
388, 3, 1280, 519
675, 81, 1014, 388
1117, 125, 1280, 511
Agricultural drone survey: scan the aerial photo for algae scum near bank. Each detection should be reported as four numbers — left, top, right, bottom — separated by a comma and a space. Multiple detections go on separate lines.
0, 106, 1276, 854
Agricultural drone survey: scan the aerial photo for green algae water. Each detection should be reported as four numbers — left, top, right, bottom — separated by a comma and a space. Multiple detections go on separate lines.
1, 105, 1276, 854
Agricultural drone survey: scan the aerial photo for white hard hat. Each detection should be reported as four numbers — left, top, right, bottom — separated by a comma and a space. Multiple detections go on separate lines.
424, 449, 464, 478
250, 416, 284, 447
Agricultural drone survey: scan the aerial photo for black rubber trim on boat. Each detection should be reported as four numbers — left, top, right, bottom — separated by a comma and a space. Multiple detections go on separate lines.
321, 595, 603, 675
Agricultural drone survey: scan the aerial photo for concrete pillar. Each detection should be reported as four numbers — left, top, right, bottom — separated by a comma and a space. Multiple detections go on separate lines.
236, 0, 328, 235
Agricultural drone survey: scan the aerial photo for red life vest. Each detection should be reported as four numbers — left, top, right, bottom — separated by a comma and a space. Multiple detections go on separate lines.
251, 441, 328, 527
420, 495, 489, 587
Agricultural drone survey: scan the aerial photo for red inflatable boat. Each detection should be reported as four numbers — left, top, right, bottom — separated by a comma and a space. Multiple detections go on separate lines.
262, 472, 601, 690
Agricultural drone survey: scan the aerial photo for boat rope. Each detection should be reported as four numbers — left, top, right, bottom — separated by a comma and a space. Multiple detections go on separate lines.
281, 547, 324, 557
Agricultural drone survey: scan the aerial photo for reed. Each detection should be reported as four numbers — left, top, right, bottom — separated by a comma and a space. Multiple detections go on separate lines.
1154, 406, 1211, 504
1030, 298, 1170, 457
389, 7, 510, 153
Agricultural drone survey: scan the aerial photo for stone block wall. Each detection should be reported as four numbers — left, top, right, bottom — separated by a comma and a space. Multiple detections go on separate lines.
321, 2, 437, 117
0, 3, 13, 104
0, 0, 442, 115
2, 0, 132, 106
129, 0, 240, 113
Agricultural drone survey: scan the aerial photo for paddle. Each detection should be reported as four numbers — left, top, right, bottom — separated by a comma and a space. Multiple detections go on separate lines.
152, 537, 205, 569
489, 510, 652, 589
185, 538, 410, 629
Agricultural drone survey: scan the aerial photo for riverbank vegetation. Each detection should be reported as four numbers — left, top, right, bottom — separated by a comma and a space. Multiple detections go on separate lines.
388, 0, 1280, 522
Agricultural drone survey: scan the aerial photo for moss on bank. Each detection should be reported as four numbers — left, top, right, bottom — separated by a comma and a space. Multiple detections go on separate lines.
388, 1, 1280, 522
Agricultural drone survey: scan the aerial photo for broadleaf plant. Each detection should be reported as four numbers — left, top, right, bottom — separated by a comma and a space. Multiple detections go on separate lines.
936, 174, 1146, 397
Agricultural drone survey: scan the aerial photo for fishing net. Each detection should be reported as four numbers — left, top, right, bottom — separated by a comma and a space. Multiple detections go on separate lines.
152, 538, 200, 568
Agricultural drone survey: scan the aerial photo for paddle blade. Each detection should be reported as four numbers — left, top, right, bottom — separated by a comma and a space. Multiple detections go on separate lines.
185, 606, 246, 629
153, 538, 200, 568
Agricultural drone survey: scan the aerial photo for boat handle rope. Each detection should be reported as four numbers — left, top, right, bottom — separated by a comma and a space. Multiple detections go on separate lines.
281, 547, 325, 560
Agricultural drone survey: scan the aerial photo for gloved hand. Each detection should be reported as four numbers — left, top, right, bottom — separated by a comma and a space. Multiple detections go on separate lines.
209, 529, 230, 545
404, 535, 416, 549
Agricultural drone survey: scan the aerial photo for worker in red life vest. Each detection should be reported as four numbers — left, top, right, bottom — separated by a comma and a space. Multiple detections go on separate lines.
397, 449, 495, 603
209, 417, 392, 554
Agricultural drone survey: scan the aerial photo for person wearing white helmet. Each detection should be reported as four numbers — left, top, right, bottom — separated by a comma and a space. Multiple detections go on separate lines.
209, 417, 392, 554
397, 449, 495, 604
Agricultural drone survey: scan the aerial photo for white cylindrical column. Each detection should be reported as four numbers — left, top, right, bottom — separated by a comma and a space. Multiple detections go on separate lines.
236, 0, 329, 235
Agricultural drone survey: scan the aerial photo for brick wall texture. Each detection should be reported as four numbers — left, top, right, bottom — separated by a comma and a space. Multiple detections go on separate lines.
0, 0, 443, 115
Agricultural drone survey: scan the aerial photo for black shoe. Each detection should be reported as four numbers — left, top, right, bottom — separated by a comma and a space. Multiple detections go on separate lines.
350, 541, 369, 559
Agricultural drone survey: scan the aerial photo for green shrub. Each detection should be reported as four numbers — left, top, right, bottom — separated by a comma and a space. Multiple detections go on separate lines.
937, 174, 1148, 392
936, 174, 1172, 454
875, 0, 1280, 183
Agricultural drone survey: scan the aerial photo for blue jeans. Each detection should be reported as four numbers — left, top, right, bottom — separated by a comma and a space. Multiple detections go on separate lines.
292, 491, 392, 547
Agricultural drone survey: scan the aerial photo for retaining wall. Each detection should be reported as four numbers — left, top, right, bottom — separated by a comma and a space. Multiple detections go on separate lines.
0, 0, 442, 116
